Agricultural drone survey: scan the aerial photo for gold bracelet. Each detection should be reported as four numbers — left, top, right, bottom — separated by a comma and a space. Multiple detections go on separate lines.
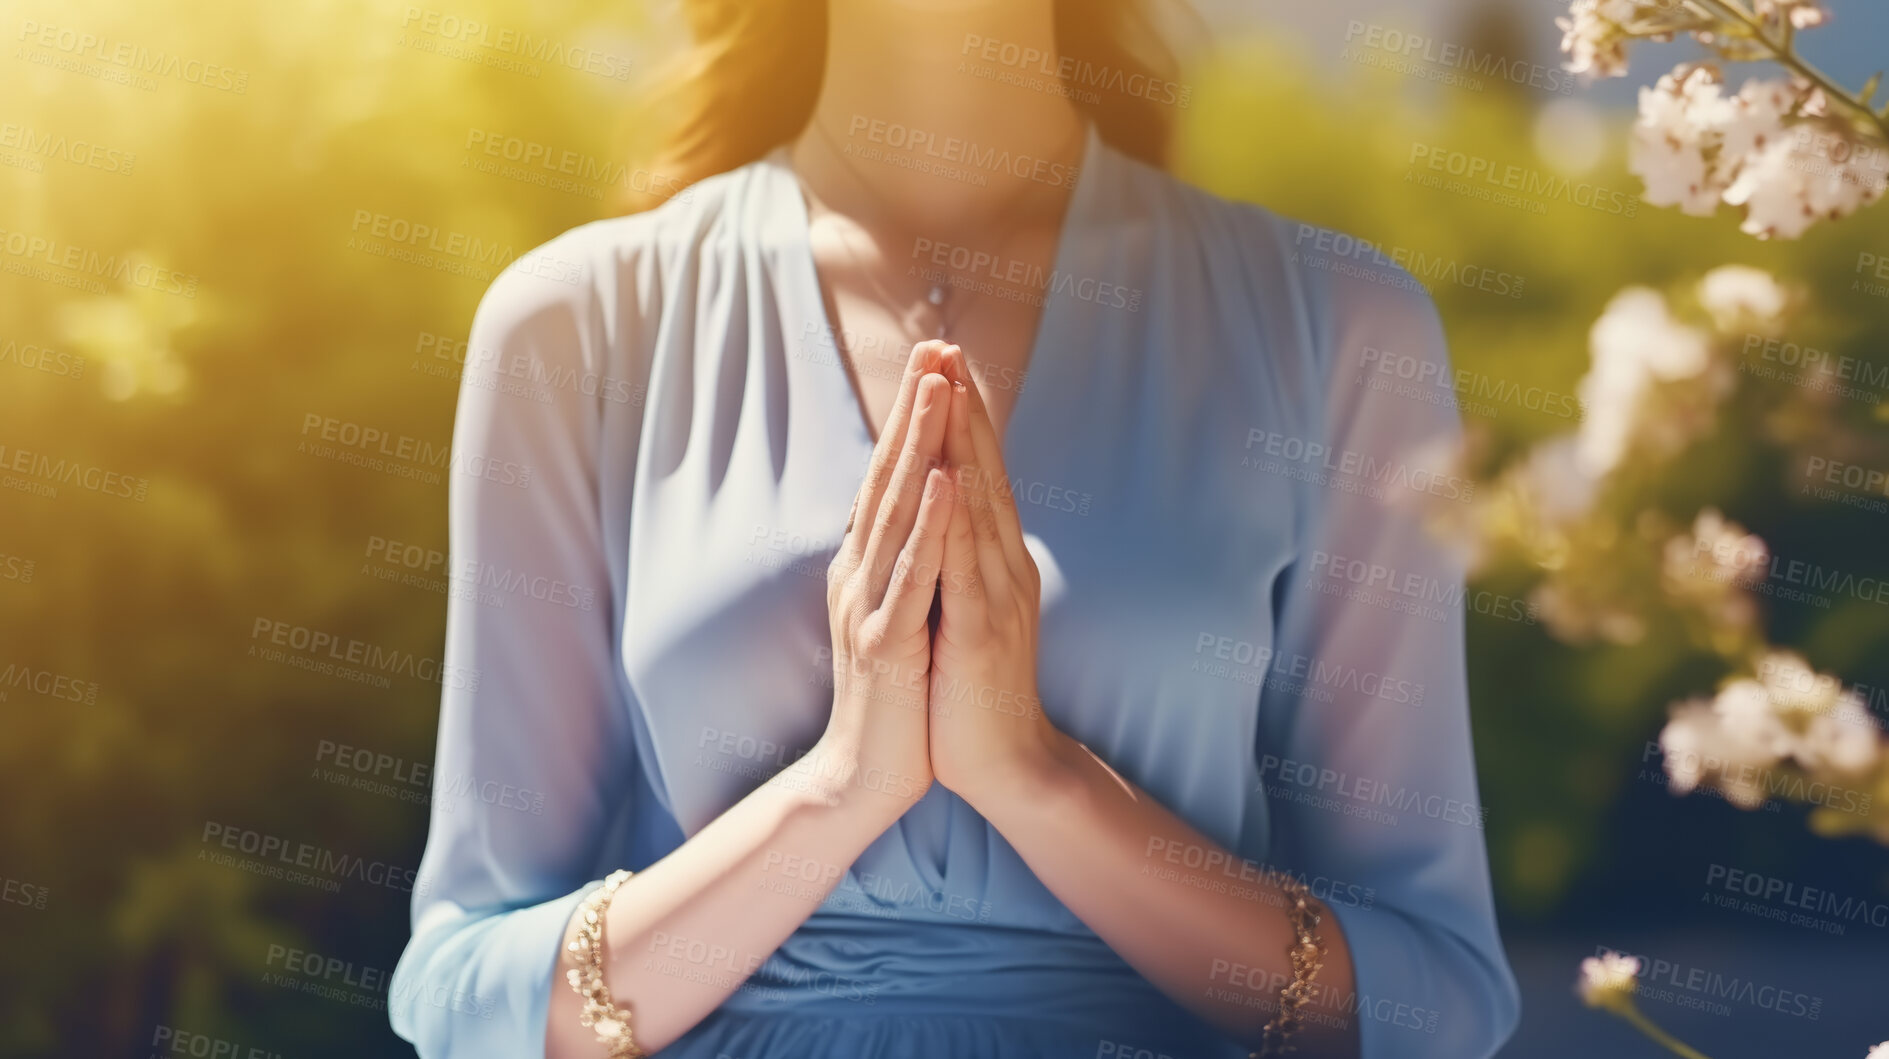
566, 869, 646, 1059
1250, 875, 1325, 1058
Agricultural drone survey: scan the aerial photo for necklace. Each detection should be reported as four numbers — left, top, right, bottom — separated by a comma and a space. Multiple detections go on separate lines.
805, 175, 967, 341
799, 117, 1083, 345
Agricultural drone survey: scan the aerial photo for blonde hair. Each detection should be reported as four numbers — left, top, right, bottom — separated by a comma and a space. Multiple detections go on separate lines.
619, 0, 1185, 213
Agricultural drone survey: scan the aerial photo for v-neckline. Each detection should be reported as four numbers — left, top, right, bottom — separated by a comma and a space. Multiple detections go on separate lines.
770, 122, 1103, 466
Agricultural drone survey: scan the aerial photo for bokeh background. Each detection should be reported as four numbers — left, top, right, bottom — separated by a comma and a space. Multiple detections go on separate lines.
3, 1, 1887, 1056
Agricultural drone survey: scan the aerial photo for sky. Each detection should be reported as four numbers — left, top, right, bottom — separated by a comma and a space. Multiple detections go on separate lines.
1196, 0, 1889, 110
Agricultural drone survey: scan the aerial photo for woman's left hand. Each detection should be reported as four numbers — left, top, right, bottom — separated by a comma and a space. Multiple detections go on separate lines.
927, 345, 1065, 803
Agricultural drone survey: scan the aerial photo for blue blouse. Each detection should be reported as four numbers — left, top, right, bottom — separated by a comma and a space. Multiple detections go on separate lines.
389, 122, 1521, 1058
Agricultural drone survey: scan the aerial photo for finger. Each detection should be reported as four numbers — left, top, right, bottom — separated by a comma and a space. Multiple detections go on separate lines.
882, 466, 955, 634
955, 357, 1032, 580
862, 372, 951, 600
840, 340, 951, 566
938, 469, 988, 628
942, 371, 1011, 609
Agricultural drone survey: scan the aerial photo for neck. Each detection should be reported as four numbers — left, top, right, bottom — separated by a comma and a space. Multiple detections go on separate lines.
791, 0, 1085, 234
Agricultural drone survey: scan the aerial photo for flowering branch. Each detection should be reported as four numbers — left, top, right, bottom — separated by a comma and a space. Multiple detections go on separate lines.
1617, 1008, 1716, 1059
1682, 0, 1889, 141
1548, 4, 1889, 1049
1579, 953, 1888, 1058
1456, 265, 1889, 841
1577, 953, 1717, 1059
1559, 0, 1887, 237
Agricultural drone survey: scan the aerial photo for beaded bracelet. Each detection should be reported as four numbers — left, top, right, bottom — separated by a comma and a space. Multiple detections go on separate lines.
1250, 876, 1325, 1058
565, 869, 646, 1059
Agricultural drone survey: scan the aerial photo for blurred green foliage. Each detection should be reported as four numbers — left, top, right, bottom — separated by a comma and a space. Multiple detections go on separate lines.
2, 2, 1886, 1056
1181, 39, 1889, 916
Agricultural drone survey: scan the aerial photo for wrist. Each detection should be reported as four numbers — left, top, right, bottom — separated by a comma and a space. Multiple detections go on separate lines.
789, 732, 932, 824
953, 722, 1080, 819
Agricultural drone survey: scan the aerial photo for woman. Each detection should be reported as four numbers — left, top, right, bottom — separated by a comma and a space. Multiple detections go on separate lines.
389, 0, 1522, 1056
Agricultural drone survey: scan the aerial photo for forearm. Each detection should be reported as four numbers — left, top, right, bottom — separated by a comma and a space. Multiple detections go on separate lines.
966, 730, 1362, 1058
545, 738, 915, 1057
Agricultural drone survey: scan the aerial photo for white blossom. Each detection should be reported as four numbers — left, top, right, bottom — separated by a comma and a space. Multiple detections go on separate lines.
1630, 67, 1733, 216
1677, 509, 1767, 583
1577, 951, 1642, 1012
1557, 0, 1647, 78
1755, 0, 1830, 29
1715, 678, 1796, 761
1724, 139, 1826, 238
1756, 649, 1840, 719
1719, 78, 1798, 162
1661, 508, 1767, 631
1519, 436, 1601, 525
1660, 699, 1726, 796
1575, 287, 1712, 476
1726, 112, 1889, 238
1629, 66, 1883, 238
1661, 697, 1775, 808
1660, 651, 1888, 810
1798, 692, 1882, 774
1697, 266, 1790, 332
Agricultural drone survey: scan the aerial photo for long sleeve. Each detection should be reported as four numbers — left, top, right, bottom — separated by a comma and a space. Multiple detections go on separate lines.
1255, 255, 1522, 1058
389, 233, 639, 1058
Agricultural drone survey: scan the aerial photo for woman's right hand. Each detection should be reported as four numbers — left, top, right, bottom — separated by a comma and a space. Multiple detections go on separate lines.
809, 339, 957, 813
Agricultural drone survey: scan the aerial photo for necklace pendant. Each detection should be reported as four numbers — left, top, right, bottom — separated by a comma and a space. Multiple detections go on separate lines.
927, 285, 946, 306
